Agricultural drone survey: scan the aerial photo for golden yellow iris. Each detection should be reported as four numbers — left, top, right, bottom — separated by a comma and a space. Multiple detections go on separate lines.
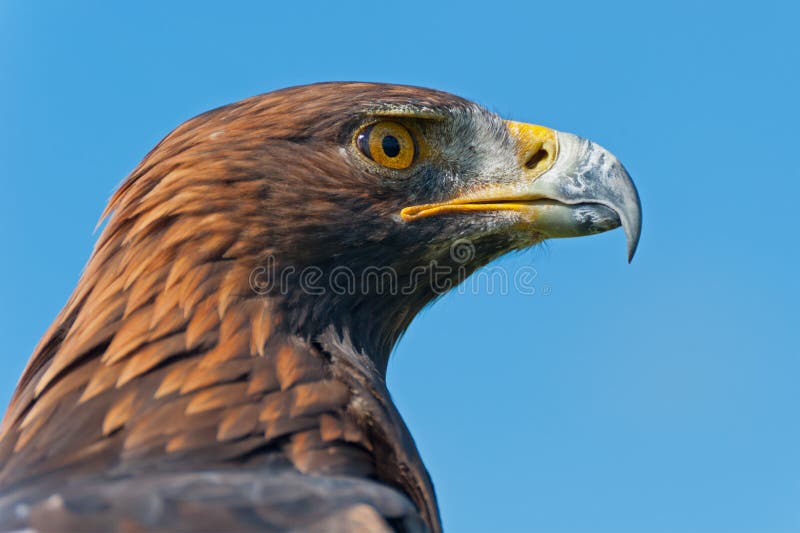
356, 121, 415, 169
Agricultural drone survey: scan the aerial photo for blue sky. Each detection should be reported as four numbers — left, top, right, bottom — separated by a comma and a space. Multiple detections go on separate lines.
1, 1, 798, 532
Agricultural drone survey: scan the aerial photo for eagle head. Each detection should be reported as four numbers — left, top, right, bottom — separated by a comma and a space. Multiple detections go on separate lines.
1, 82, 641, 532
94, 83, 641, 373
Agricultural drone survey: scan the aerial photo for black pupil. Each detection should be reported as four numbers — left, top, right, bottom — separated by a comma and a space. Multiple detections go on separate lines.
381, 135, 401, 158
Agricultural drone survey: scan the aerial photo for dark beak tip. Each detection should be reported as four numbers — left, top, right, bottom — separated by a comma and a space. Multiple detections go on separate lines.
624, 197, 642, 263
627, 229, 641, 262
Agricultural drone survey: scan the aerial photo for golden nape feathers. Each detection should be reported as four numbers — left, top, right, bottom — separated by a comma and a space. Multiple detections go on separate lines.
0, 83, 639, 531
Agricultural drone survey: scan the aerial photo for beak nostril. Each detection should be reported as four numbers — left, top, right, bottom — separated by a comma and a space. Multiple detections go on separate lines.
525, 148, 548, 170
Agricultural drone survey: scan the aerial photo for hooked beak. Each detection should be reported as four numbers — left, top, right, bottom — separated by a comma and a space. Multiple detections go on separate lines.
401, 121, 642, 262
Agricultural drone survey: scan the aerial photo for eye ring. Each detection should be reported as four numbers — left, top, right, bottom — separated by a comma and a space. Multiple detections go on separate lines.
355, 121, 416, 169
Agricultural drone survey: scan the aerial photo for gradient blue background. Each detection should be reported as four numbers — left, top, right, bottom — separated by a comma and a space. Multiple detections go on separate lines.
2, 2, 798, 532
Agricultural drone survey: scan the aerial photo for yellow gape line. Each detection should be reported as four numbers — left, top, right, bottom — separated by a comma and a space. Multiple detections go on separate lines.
400, 120, 560, 221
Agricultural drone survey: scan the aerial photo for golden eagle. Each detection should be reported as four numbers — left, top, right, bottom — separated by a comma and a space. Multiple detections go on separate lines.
0, 83, 640, 531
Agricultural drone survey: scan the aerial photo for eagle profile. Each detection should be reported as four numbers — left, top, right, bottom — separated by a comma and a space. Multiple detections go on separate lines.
0, 83, 641, 531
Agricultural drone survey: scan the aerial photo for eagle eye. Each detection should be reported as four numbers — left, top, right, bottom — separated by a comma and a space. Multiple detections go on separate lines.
355, 121, 415, 169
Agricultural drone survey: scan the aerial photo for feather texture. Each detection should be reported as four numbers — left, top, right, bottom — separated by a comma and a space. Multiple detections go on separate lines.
0, 82, 501, 532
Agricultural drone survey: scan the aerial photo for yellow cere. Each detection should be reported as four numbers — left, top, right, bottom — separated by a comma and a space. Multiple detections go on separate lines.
504, 120, 558, 175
